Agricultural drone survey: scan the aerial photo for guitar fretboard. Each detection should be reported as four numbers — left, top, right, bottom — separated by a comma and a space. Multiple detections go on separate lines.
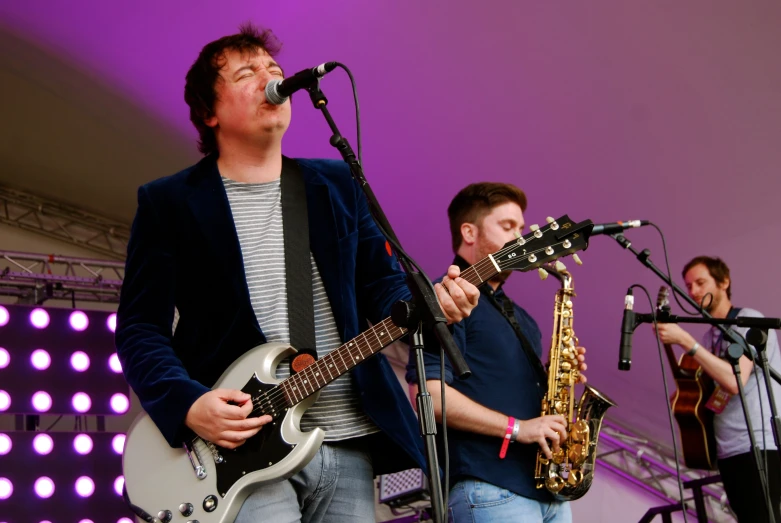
252, 254, 502, 417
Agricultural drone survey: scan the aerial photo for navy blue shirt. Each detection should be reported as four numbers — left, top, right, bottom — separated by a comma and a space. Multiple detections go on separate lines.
406, 262, 551, 502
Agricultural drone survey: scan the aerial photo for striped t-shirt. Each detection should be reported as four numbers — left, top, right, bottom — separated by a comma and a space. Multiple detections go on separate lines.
222, 176, 378, 441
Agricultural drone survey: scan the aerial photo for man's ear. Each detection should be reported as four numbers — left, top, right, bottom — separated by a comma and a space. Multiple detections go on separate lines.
719, 276, 730, 292
204, 114, 218, 128
460, 223, 477, 246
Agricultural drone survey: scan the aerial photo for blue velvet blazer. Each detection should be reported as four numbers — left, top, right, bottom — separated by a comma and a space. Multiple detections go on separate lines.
116, 154, 425, 475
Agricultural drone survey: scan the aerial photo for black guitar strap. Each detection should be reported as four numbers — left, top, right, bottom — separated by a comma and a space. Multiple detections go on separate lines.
280, 157, 316, 356
485, 289, 548, 392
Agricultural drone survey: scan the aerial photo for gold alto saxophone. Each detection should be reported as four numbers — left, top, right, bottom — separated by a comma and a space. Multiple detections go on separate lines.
534, 261, 616, 501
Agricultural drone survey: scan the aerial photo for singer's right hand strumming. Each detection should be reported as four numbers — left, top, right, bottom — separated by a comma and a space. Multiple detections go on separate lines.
185, 389, 273, 449
515, 415, 568, 460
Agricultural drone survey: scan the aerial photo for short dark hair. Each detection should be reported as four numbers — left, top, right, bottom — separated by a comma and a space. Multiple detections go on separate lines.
184, 23, 282, 155
683, 256, 732, 299
447, 182, 528, 253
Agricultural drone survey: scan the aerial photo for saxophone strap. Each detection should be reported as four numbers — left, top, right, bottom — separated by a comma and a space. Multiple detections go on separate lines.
486, 290, 548, 390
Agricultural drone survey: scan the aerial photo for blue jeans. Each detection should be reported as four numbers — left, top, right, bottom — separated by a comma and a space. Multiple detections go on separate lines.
235, 440, 375, 523
449, 479, 572, 523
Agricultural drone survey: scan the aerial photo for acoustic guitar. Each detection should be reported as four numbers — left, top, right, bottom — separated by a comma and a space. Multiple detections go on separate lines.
657, 286, 717, 470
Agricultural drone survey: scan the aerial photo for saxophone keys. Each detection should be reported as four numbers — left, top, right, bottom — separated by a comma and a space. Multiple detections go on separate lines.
568, 443, 587, 465
570, 420, 589, 442
546, 476, 566, 493
567, 469, 584, 486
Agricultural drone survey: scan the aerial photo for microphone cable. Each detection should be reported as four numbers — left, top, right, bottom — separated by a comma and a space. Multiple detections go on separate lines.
631, 283, 690, 523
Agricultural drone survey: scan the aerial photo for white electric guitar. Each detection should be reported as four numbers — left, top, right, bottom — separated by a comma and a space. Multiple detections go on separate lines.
122, 215, 594, 523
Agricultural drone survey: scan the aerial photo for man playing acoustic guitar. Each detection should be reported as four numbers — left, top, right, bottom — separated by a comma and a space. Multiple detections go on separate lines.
655, 256, 780, 523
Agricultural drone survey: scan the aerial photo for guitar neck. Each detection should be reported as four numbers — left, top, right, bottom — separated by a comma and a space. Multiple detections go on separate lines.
663, 342, 684, 379
459, 256, 504, 287
277, 255, 499, 406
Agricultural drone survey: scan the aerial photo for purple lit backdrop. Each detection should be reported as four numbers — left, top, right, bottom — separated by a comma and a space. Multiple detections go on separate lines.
1, 1, 780, 447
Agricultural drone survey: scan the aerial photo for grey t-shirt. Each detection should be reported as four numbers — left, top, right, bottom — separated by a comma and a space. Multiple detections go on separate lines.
703, 307, 781, 459
222, 177, 379, 442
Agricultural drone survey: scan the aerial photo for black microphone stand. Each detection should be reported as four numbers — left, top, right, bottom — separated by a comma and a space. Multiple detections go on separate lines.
305, 80, 470, 523
613, 233, 780, 522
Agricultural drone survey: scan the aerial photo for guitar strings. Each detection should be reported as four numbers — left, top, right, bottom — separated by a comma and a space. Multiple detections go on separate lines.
247, 253, 504, 416
248, 237, 566, 416
247, 236, 573, 416
248, 232, 577, 417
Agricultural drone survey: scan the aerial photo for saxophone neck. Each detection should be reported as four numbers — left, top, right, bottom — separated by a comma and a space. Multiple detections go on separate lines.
545, 262, 574, 292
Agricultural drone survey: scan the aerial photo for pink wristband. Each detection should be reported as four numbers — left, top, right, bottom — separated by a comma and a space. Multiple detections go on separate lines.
499, 416, 515, 459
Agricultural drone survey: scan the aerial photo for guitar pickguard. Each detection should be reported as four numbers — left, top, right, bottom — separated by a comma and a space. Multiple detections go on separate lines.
214, 374, 295, 497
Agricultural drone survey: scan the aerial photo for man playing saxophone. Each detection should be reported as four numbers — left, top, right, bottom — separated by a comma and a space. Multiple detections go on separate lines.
406, 182, 587, 522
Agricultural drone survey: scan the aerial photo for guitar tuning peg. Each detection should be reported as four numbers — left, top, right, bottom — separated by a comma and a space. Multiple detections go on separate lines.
572, 254, 583, 265
514, 231, 522, 239
538, 268, 549, 280
529, 224, 540, 232
555, 260, 567, 272
546, 216, 555, 223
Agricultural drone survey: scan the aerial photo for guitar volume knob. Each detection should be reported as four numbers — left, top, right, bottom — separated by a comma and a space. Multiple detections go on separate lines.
203, 494, 218, 512
179, 502, 194, 516
156, 510, 172, 523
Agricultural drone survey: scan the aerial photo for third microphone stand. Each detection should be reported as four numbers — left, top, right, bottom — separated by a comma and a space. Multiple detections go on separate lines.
612, 233, 780, 522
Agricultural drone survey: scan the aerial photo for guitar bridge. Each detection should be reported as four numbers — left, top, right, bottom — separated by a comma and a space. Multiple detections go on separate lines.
183, 439, 207, 480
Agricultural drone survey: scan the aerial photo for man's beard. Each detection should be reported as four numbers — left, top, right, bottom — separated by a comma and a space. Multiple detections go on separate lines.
700, 292, 716, 312
476, 234, 513, 286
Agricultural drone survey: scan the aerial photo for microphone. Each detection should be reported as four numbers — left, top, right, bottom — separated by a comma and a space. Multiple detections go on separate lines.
618, 288, 636, 371
591, 220, 650, 236
265, 62, 338, 105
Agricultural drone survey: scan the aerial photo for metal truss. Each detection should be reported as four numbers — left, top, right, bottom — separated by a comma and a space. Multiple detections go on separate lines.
0, 250, 123, 304
598, 419, 736, 522
0, 184, 130, 260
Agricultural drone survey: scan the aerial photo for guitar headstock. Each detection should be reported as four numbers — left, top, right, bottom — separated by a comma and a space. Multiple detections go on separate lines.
656, 286, 670, 311
492, 215, 594, 273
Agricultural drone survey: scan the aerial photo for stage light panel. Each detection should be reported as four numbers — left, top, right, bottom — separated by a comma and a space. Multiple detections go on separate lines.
0, 431, 133, 520
0, 304, 129, 415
